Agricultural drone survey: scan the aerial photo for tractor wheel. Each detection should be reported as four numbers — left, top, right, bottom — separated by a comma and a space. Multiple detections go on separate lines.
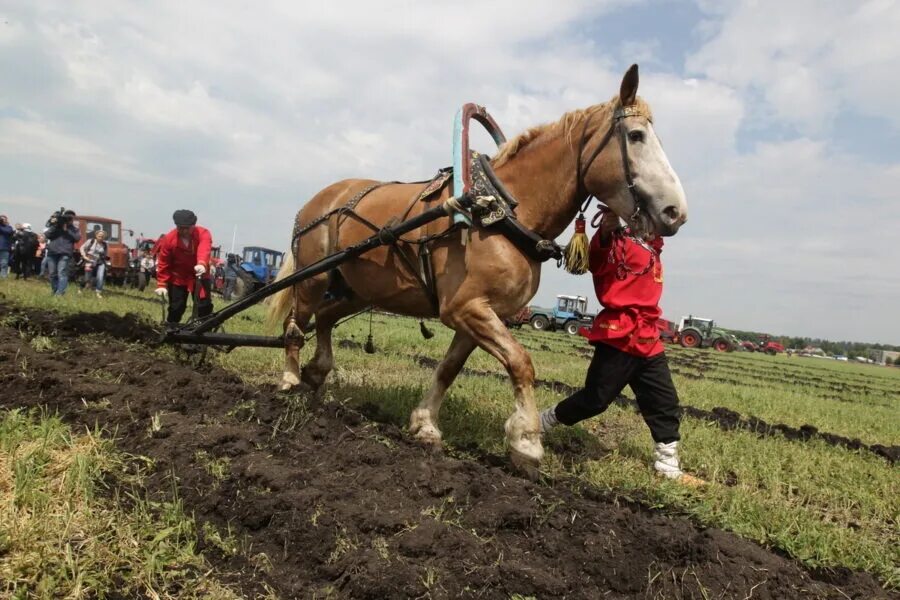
680, 329, 701, 348
713, 338, 733, 352
765, 347, 777, 356
232, 272, 256, 300
531, 315, 550, 331
564, 320, 581, 335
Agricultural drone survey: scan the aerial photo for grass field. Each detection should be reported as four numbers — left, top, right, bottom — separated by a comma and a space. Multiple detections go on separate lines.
1, 278, 898, 593
0, 408, 241, 599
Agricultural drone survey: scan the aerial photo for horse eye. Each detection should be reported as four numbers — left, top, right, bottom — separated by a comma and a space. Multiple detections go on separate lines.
628, 130, 645, 143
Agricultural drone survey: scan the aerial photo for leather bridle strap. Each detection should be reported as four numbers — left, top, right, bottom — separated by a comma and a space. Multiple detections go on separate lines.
615, 114, 644, 222
575, 106, 652, 221
574, 113, 616, 203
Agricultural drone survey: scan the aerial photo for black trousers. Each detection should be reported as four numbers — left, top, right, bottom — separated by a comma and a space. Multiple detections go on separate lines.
167, 280, 213, 323
554, 342, 681, 443
13, 252, 32, 279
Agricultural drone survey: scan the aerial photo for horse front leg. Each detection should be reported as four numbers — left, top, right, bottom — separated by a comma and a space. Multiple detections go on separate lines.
409, 330, 477, 447
448, 301, 543, 478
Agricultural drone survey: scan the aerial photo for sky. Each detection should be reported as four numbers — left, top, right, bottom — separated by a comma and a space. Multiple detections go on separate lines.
1, 0, 899, 344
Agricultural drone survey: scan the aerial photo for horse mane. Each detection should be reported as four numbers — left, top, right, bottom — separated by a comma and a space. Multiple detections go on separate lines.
492, 96, 653, 167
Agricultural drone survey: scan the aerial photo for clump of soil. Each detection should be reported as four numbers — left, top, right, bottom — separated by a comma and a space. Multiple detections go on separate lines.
0, 304, 894, 599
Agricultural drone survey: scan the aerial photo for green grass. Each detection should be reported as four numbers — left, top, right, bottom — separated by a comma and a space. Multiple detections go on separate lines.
1, 277, 899, 588
0, 408, 239, 599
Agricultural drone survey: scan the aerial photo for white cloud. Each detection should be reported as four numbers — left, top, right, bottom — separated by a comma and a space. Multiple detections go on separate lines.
659, 136, 900, 342
687, 0, 900, 132
0, 194, 53, 210
0, 117, 152, 182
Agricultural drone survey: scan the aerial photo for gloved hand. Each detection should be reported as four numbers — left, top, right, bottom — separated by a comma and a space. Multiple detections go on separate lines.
154, 287, 168, 300
194, 264, 206, 277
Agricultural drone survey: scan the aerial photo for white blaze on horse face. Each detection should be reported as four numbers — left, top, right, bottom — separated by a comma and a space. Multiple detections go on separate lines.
629, 121, 688, 236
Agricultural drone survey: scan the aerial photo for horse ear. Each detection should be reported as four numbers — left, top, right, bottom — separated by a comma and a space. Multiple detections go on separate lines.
619, 64, 639, 106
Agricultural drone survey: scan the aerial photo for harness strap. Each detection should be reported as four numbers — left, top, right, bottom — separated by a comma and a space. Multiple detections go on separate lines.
469, 153, 562, 263
291, 182, 392, 253
291, 180, 450, 316
491, 216, 563, 263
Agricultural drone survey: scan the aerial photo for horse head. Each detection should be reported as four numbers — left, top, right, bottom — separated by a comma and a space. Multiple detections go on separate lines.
581, 65, 688, 237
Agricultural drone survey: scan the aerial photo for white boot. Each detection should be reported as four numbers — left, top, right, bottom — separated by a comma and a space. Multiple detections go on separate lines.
539, 407, 559, 433
654, 441, 684, 479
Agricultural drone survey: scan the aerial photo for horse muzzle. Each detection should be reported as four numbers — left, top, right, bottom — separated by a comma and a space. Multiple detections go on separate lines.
658, 206, 687, 237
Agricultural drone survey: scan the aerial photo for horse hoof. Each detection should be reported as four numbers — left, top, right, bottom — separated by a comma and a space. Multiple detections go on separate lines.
412, 425, 443, 448
300, 372, 325, 392
509, 447, 542, 481
279, 379, 313, 395
280, 371, 301, 391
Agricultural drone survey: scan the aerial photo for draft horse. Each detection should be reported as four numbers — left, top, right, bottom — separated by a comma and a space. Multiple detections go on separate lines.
268, 65, 688, 475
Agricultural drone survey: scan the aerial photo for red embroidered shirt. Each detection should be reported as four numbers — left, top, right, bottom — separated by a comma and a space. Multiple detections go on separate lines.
155, 226, 212, 293
580, 229, 665, 357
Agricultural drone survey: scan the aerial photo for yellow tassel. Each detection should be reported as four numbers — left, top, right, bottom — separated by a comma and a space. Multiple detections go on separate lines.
564, 214, 590, 274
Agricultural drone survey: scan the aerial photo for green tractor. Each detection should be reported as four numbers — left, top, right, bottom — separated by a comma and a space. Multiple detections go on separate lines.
676, 316, 737, 352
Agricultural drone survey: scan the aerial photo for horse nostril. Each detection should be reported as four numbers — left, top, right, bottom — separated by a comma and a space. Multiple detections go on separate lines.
662, 206, 681, 223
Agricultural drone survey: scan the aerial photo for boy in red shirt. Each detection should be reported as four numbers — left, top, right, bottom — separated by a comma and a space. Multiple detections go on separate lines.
541, 210, 703, 486
154, 210, 214, 325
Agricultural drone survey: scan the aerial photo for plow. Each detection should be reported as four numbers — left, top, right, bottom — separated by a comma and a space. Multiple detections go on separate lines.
161, 103, 512, 351
160, 196, 464, 349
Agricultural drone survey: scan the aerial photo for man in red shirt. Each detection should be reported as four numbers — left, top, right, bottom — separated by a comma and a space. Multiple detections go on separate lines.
541, 210, 703, 486
154, 210, 214, 325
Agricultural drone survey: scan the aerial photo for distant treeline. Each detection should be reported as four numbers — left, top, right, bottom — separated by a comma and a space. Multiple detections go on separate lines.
724, 329, 900, 358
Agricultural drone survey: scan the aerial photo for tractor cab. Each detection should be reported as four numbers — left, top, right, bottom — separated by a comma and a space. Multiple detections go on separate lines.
556, 295, 589, 319
241, 247, 284, 284
678, 316, 715, 336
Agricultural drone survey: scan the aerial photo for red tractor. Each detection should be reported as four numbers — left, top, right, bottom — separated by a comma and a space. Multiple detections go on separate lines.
657, 318, 678, 343
209, 246, 226, 292
73, 215, 131, 284
740, 339, 784, 355
757, 337, 785, 355
505, 306, 533, 329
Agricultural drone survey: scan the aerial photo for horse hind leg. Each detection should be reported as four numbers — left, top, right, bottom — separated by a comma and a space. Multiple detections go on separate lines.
409, 331, 476, 447
280, 309, 305, 391
301, 297, 369, 391
280, 275, 328, 391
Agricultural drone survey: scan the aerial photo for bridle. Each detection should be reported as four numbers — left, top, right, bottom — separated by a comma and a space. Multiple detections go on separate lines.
574, 105, 651, 222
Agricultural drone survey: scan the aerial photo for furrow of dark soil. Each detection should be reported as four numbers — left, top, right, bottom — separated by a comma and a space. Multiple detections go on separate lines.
707, 358, 900, 392
669, 369, 898, 413
691, 363, 898, 398
1, 305, 895, 598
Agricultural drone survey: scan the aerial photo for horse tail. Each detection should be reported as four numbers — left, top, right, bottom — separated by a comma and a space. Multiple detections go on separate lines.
265, 250, 295, 333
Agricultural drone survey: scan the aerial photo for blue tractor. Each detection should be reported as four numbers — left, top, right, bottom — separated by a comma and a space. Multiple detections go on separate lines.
527, 294, 596, 335
232, 246, 284, 298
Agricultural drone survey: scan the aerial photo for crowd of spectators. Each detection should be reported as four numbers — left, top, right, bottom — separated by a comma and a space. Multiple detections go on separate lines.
1, 214, 48, 282
2, 209, 215, 332
0, 208, 119, 297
